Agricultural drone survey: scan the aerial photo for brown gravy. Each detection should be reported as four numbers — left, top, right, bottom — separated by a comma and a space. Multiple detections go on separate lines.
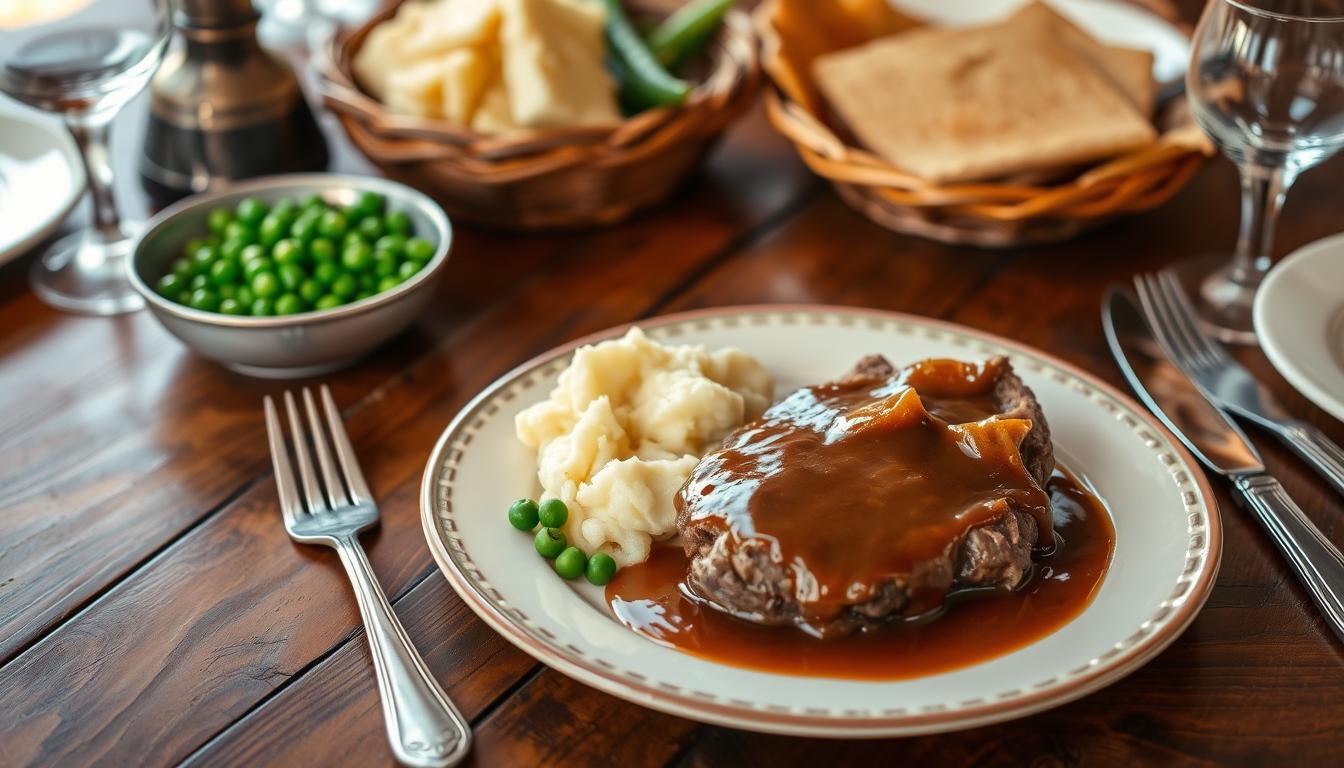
607, 468, 1115, 680
675, 358, 1054, 630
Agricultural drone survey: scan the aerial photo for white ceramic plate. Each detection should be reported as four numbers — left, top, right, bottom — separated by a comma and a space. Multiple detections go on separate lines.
894, 0, 1192, 83
0, 103, 84, 267
1255, 233, 1344, 424
421, 306, 1221, 737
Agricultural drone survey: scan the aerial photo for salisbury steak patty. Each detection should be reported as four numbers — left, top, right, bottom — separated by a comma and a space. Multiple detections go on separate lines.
676, 355, 1055, 638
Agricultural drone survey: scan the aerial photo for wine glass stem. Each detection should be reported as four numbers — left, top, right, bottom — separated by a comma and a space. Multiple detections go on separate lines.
1229, 164, 1293, 289
67, 115, 125, 243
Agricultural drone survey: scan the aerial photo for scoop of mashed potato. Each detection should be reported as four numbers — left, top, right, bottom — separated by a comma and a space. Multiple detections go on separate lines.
516, 328, 772, 566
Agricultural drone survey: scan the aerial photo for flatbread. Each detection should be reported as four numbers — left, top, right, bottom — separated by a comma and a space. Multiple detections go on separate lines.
812, 18, 1156, 184
1010, 2, 1156, 116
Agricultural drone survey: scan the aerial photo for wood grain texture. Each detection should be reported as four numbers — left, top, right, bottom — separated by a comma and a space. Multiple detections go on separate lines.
0, 106, 811, 767
6, 2, 1344, 762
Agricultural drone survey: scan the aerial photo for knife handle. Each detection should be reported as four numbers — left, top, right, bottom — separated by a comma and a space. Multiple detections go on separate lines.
1234, 473, 1344, 644
1278, 423, 1344, 501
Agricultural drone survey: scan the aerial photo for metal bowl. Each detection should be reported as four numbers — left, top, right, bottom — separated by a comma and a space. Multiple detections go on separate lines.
128, 174, 452, 378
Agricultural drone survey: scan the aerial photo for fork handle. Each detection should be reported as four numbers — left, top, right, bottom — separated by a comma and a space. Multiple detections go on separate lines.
1275, 423, 1344, 501
1234, 474, 1344, 644
334, 536, 471, 767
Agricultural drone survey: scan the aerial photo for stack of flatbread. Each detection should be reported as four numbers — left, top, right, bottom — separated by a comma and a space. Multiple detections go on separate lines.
811, 2, 1159, 184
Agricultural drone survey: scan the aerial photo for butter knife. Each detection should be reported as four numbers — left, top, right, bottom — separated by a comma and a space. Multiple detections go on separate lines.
1103, 287, 1344, 644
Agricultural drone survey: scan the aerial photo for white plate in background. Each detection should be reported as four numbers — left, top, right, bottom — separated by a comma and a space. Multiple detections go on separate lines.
894, 0, 1192, 82
0, 102, 85, 267
421, 305, 1221, 737
1255, 233, 1344, 424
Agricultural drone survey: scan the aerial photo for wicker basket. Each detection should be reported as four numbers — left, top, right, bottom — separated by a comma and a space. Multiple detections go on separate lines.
753, 0, 1215, 247
317, 0, 759, 230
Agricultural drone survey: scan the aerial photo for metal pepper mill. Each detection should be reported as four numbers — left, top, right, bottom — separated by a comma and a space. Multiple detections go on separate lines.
141, 0, 328, 201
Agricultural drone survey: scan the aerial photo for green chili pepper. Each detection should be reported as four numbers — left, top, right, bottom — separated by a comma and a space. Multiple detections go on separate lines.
647, 0, 735, 71
603, 0, 691, 108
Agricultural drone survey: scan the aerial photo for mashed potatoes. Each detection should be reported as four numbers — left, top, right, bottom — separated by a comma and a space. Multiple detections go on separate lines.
516, 328, 772, 566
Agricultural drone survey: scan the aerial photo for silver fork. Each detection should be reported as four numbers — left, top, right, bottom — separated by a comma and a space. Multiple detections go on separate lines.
1135, 270, 1344, 501
264, 387, 470, 768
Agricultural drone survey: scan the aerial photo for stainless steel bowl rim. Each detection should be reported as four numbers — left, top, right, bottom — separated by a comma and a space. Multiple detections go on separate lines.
127, 173, 452, 329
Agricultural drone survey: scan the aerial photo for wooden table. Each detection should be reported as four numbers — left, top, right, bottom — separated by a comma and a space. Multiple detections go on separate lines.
5, 11, 1344, 766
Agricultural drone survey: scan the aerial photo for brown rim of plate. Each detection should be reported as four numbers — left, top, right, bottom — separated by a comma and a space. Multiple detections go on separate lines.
418, 304, 1223, 737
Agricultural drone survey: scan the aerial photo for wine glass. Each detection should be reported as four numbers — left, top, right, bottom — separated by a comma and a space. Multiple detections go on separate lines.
0, 0, 172, 315
1178, 0, 1344, 343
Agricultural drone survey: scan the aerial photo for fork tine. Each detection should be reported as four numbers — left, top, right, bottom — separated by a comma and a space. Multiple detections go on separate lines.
285, 390, 329, 513
264, 396, 303, 530
303, 387, 349, 507
1156, 269, 1230, 368
320, 385, 372, 504
1134, 273, 1194, 364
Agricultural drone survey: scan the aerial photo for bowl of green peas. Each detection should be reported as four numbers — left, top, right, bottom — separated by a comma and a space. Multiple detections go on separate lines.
129, 174, 451, 378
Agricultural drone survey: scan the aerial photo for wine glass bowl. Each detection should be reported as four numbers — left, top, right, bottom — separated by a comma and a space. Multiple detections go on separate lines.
1177, 0, 1344, 343
0, 0, 172, 315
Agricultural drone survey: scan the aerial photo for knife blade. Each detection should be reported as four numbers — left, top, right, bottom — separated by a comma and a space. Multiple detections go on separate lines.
1102, 287, 1344, 644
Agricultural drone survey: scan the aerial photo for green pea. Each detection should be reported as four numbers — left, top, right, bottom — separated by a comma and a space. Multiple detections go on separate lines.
188, 288, 220, 312
373, 252, 399, 279
171, 257, 194, 280
342, 240, 373, 271
404, 237, 434, 262
554, 547, 587, 580
373, 234, 405, 255
156, 273, 183, 297
397, 261, 421, 281
341, 204, 364, 223
534, 527, 567, 559
354, 289, 374, 302
290, 213, 319, 243
243, 256, 274, 279
190, 244, 217, 271
309, 238, 336, 262
318, 210, 348, 239
313, 260, 341, 287
219, 297, 244, 315
210, 258, 241, 287
250, 297, 274, 316
299, 193, 325, 211
273, 238, 306, 266
183, 236, 209, 259
251, 271, 280, 299
218, 283, 237, 300
219, 238, 247, 262
235, 285, 255, 306
207, 208, 233, 235
342, 231, 365, 248
356, 216, 384, 241
314, 294, 343, 311
235, 197, 267, 226
358, 272, 376, 292
538, 498, 569, 528
239, 244, 266, 264
376, 275, 401, 294
222, 220, 256, 245
508, 499, 540, 531
298, 278, 323, 305
330, 273, 358, 299
176, 290, 192, 305
383, 210, 411, 236
585, 553, 617, 586
271, 198, 298, 223
355, 190, 385, 218
278, 262, 306, 292
274, 293, 303, 315
258, 214, 287, 247
189, 274, 209, 291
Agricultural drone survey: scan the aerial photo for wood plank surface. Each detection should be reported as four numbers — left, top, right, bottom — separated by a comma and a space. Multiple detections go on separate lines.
5, 0, 1344, 763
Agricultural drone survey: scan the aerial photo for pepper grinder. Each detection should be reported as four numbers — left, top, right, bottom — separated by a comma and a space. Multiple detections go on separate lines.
141, 0, 328, 201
